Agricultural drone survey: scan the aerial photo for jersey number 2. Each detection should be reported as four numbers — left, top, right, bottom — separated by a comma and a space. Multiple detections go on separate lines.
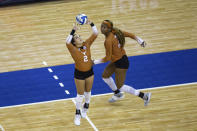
84, 55, 88, 62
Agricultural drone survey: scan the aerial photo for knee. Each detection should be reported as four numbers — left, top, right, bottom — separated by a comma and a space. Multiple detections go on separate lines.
118, 81, 124, 88
102, 72, 111, 78
77, 89, 84, 95
118, 83, 124, 89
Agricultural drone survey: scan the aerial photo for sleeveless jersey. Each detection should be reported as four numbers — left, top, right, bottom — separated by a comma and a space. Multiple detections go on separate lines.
67, 34, 97, 71
103, 30, 136, 62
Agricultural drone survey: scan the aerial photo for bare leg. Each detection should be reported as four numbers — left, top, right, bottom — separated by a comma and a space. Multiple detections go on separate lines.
102, 62, 116, 78
84, 75, 94, 104
114, 68, 127, 89
114, 69, 152, 106
114, 69, 140, 96
81, 75, 94, 118
74, 78, 85, 95
102, 63, 118, 91
74, 78, 85, 125
85, 75, 94, 92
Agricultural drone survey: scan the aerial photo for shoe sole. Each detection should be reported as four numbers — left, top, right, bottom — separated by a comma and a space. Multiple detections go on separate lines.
144, 93, 151, 106
108, 94, 124, 103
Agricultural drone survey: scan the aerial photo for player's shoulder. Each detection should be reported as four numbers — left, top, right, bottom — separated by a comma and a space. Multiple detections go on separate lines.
105, 38, 112, 45
83, 42, 89, 47
105, 33, 114, 41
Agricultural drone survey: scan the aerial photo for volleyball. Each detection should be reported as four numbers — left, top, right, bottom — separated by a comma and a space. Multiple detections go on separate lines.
76, 14, 87, 25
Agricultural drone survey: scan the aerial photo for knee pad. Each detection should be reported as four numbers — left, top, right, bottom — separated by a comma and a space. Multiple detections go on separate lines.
76, 94, 84, 103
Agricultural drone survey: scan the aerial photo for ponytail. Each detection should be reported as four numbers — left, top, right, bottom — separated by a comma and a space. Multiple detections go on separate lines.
112, 27, 125, 47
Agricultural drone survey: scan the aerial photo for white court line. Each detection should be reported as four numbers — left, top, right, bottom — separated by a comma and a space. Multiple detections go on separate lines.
140, 82, 197, 91
53, 75, 59, 80
0, 125, 5, 131
85, 115, 98, 131
0, 81, 197, 109
65, 90, 70, 94
48, 68, 53, 73
72, 99, 98, 131
59, 83, 64, 87
42, 61, 47, 66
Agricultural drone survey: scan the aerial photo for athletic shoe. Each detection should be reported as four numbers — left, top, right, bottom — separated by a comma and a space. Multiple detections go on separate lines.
143, 92, 151, 106
81, 107, 88, 118
108, 92, 124, 103
74, 114, 81, 126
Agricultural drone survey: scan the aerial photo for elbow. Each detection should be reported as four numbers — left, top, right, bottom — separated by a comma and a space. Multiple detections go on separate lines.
95, 32, 98, 37
93, 32, 98, 37
66, 41, 71, 45
94, 32, 98, 36
104, 56, 111, 62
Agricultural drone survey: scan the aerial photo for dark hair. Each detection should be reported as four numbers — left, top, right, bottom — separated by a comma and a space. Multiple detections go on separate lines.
104, 20, 125, 47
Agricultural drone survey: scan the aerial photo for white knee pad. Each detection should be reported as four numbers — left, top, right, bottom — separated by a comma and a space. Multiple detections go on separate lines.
84, 92, 91, 103
102, 77, 117, 91
120, 85, 139, 96
75, 94, 84, 109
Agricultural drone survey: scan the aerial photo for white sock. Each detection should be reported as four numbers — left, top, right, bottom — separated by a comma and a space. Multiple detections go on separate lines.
84, 92, 91, 103
120, 85, 140, 96
102, 77, 117, 91
75, 94, 84, 110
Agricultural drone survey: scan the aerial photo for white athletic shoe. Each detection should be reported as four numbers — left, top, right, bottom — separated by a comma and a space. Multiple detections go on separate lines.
81, 107, 88, 118
108, 92, 124, 103
74, 114, 81, 126
143, 92, 151, 106
81, 103, 89, 118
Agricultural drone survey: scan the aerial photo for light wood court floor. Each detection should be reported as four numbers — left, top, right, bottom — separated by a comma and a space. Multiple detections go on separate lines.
0, 84, 197, 130
0, 0, 197, 130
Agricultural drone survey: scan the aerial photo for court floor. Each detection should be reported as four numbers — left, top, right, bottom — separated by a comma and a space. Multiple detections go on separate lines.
0, 0, 197, 130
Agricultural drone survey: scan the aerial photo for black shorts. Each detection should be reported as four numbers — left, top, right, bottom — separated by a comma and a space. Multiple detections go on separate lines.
114, 55, 129, 69
74, 68, 94, 80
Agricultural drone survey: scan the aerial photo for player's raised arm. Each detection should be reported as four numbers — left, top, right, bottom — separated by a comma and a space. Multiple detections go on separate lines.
122, 30, 147, 47
66, 23, 78, 45
85, 20, 98, 46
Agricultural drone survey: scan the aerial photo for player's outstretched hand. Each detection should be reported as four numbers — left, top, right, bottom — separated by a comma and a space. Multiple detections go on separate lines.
73, 22, 80, 31
85, 19, 91, 25
140, 41, 147, 47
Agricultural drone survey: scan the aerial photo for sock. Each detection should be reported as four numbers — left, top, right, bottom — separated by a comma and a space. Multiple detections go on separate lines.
76, 109, 81, 115
120, 85, 140, 96
114, 89, 120, 94
84, 103, 89, 109
102, 77, 117, 91
84, 92, 91, 104
75, 94, 84, 110
139, 92, 145, 99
